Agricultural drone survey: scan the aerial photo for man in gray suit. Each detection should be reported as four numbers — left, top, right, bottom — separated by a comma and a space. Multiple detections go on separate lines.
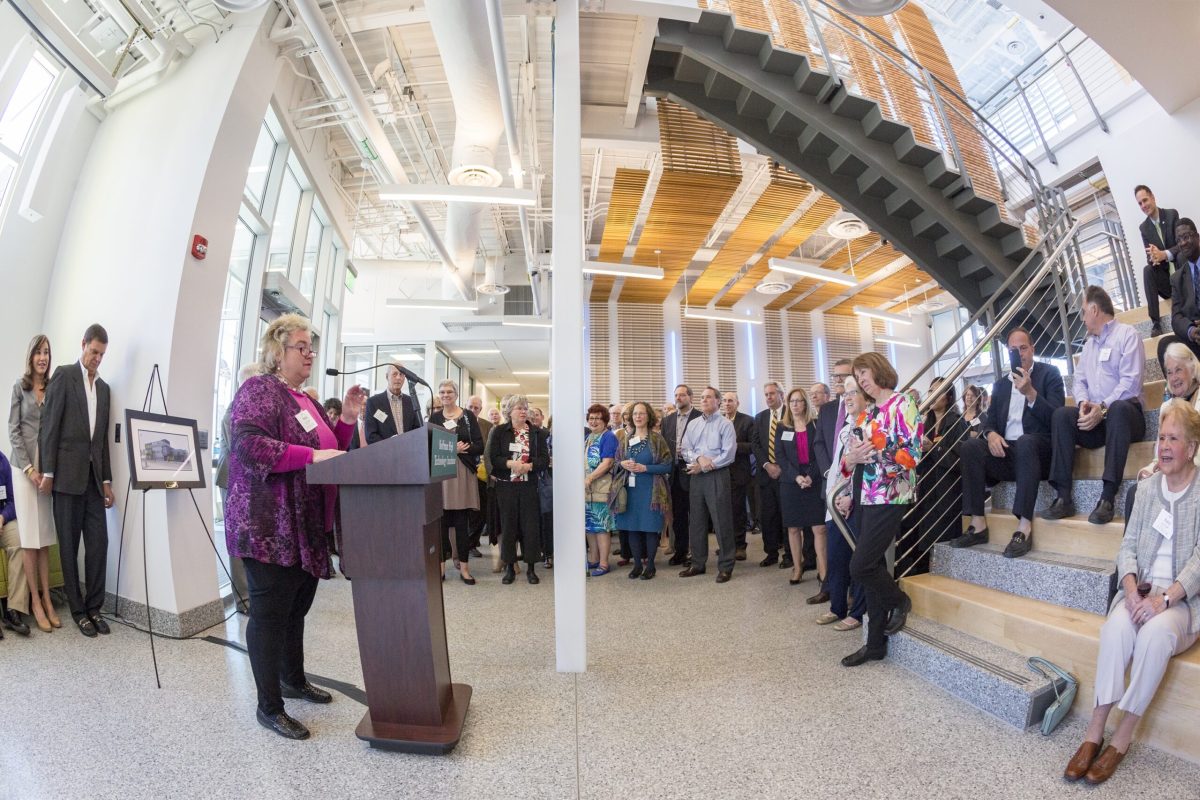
39, 323, 113, 638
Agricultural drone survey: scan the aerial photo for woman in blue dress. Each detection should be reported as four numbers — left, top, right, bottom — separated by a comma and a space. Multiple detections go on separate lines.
585, 404, 619, 576
613, 402, 673, 579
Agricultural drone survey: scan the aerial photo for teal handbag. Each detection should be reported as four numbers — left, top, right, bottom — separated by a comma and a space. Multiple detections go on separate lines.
1027, 657, 1078, 735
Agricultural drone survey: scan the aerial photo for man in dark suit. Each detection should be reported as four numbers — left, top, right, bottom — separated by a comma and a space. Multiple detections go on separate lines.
38, 324, 114, 638
1136, 185, 1181, 336
1168, 217, 1200, 366
950, 327, 1065, 557
811, 359, 854, 604
468, 395, 491, 553
751, 381, 791, 568
660, 384, 701, 566
364, 363, 423, 444
721, 391, 755, 561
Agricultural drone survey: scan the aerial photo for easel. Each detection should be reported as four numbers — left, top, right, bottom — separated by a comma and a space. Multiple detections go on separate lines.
111, 363, 247, 688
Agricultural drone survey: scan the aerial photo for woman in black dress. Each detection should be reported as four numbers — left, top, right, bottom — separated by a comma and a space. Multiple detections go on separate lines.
777, 387, 825, 586
903, 376, 966, 576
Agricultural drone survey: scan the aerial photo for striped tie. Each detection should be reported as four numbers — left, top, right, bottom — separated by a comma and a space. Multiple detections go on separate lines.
768, 411, 777, 464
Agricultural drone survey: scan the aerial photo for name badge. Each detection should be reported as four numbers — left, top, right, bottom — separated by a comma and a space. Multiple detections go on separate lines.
295, 409, 318, 433
629, 436, 642, 446
1153, 508, 1173, 539
781, 430, 795, 442
628, 474, 636, 488
443, 419, 457, 430
509, 443, 523, 454
0, 486, 6, 501
1099, 347, 1112, 363
373, 408, 388, 424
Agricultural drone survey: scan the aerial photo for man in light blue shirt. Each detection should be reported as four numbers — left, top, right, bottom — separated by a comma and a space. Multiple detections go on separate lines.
679, 386, 738, 582
1043, 285, 1146, 525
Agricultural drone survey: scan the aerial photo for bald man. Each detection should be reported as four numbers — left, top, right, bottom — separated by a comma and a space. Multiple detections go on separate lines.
721, 391, 755, 561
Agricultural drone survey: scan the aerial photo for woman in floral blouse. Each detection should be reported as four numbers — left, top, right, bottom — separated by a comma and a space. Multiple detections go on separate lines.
836, 352, 923, 668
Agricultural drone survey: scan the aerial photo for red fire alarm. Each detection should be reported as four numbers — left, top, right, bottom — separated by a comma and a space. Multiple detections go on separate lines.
191, 234, 208, 260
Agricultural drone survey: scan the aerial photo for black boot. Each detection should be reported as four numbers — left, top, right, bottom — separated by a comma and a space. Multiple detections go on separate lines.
502, 564, 516, 585
526, 564, 540, 584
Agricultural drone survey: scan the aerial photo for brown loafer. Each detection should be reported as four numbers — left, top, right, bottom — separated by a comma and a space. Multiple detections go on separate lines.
1084, 745, 1125, 785
1063, 740, 1101, 781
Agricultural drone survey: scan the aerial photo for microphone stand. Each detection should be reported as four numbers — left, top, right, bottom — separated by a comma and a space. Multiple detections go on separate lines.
327, 362, 432, 420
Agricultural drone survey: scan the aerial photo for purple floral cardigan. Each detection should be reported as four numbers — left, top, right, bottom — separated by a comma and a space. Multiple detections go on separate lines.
225, 374, 336, 579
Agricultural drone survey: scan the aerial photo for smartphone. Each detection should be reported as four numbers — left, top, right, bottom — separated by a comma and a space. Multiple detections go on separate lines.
1009, 345, 1022, 375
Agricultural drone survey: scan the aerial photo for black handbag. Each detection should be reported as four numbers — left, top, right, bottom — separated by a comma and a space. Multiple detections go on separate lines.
536, 469, 553, 514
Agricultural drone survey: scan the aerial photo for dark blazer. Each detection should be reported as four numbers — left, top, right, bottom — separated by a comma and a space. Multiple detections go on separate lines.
922, 408, 967, 468
776, 420, 821, 487
488, 422, 550, 482
1140, 207, 1180, 268
812, 398, 843, 479
39, 362, 112, 496
364, 390, 422, 445
728, 411, 755, 486
751, 407, 785, 486
660, 408, 701, 462
429, 408, 484, 470
1171, 256, 1200, 344
978, 360, 1065, 440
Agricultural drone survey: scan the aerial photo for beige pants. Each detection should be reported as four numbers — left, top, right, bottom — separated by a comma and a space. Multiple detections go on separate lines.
2, 520, 28, 615
1095, 591, 1197, 716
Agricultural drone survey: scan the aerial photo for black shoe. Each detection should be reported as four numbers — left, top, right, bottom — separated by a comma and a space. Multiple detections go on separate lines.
884, 592, 912, 636
678, 566, 706, 578
640, 568, 656, 580
3, 609, 30, 636
949, 526, 988, 548
1003, 531, 1033, 558
1151, 322, 1164, 337
1040, 497, 1076, 520
502, 565, 516, 585
544, 559, 553, 570
527, 565, 540, 585
715, 570, 732, 584
1089, 499, 1115, 525
470, 548, 483, 558
779, 556, 794, 570
806, 591, 830, 605
256, 708, 310, 740
735, 547, 747, 562
841, 644, 887, 667
76, 616, 97, 638
668, 554, 688, 566
460, 571, 476, 585
89, 613, 110, 635
280, 681, 333, 704
759, 554, 778, 567
628, 565, 644, 579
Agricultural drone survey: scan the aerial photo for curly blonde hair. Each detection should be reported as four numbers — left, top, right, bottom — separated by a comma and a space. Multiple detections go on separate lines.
258, 313, 313, 374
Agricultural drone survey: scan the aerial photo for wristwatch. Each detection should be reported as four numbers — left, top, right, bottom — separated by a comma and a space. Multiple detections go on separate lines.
1099, 402, 1108, 418
1163, 594, 1171, 609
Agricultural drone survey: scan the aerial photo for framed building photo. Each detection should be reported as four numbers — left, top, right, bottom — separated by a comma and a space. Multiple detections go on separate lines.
124, 410, 206, 490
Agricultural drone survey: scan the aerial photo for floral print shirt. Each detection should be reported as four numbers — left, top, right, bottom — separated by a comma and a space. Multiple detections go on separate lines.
839, 390, 923, 506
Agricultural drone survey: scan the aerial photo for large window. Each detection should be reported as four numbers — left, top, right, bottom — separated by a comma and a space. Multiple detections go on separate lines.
244, 124, 277, 210
299, 206, 323, 300
267, 167, 302, 272
0, 47, 60, 208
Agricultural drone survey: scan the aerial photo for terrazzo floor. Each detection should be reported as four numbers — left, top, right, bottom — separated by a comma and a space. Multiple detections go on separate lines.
2, 536, 1199, 800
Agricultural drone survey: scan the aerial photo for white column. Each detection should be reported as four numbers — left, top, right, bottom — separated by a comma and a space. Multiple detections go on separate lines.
551, 0, 586, 673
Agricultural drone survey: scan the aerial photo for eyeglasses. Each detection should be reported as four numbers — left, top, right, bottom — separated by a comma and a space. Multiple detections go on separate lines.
843, 389, 861, 397
285, 344, 318, 358
831, 373, 852, 382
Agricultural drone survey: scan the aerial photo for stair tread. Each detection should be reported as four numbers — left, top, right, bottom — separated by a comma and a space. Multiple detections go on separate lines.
937, 541, 1112, 572
982, 511, 1123, 561
897, 615, 1051, 690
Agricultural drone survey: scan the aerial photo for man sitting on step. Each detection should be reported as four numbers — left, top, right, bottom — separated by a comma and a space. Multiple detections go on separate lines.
950, 326, 1064, 558
1163, 217, 1200, 368
1042, 285, 1146, 526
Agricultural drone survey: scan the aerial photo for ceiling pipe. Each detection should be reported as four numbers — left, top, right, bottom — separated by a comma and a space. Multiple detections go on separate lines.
484, 0, 541, 316
291, 0, 471, 299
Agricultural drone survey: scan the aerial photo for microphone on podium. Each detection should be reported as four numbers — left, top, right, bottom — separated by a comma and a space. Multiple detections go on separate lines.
326, 363, 432, 389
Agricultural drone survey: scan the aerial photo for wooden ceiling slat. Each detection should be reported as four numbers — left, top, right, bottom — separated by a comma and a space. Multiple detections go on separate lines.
765, 233, 889, 311
825, 264, 930, 315
718, 193, 840, 308
589, 167, 650, 301
686, 165, 811, 305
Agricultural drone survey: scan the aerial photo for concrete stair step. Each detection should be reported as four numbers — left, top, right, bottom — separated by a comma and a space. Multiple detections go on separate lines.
990, 478, 1135, 521
1115, 298, 1169, 329
978, 511, 1124, 562
900, 574, 1200, 765
888, 615, 1060, 730
929, 542, 1112, 615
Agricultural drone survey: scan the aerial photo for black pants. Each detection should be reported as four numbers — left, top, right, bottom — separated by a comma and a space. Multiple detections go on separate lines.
1143, 262, 1172, 324
959, 433, 1051, 521
540, 510, 554, 560
1049, 401, 1144, 501
618, 529, 632, 560
850, 504, 906, 651
758, 478, 791, 560
243, 558, 319, 715
731, 479, 748, 549
628, 530, 659, 568
495, 481, 541, 565
441, 509, 471, 564
53, 473, 108, 620
670, 469, 690, 560
688, 469, 736, 573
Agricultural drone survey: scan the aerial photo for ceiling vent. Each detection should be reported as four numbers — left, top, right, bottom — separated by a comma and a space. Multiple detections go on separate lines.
833, 0, 909, 16
447, 164, 502, 188
828, 214, 870, 240
476, 283, 511, 296
755, 279, 792, 295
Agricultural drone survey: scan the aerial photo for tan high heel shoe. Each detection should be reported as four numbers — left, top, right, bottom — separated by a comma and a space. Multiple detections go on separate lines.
30, 596, 52, 633
42, 594, 62, 628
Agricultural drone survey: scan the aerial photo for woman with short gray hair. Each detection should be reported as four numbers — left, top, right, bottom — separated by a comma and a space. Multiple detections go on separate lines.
430, 379, 484, 584
488, 394, 549, 584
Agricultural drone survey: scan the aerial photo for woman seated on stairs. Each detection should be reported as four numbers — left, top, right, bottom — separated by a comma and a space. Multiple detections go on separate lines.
1065, 399, 1200, 785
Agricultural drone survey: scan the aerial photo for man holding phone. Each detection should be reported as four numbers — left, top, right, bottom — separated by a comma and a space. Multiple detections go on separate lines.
951, 327, 1065, 557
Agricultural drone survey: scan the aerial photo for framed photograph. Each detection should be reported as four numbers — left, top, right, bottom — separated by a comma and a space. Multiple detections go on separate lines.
124, 410, 206, 490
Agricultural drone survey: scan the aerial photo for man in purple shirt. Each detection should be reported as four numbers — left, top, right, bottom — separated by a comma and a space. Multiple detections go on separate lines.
679, 386, 739, 582
1043, 286, 1146, 525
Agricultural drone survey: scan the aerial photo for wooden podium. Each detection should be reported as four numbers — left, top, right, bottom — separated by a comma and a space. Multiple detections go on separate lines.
307, 424, 471, 754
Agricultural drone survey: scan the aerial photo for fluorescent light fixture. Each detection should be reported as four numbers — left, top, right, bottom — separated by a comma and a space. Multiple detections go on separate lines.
486, 382, 519, 387
684, 308, 763, 325
378, 183, 536, 207
386, 298, 476, 311
451, 349, 501, 355
768, 257, 859, 287
581, 261, 664, 280
875, 335, 921, 349
502, 317, 553, 329
513, 370, 550, 376
853, 305, 913, 326
527, 393, 549, 398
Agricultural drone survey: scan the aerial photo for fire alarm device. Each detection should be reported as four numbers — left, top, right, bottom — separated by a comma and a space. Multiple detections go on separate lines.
191, 234, 208, 260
